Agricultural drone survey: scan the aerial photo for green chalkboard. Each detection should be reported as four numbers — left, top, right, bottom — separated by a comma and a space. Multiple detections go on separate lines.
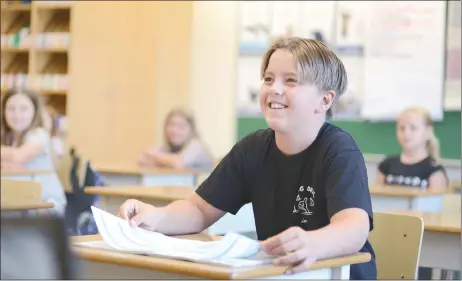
237, 111, 461, 160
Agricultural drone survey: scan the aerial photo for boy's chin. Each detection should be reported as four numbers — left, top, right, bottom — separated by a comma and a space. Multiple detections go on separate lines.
265, 118, 288, 132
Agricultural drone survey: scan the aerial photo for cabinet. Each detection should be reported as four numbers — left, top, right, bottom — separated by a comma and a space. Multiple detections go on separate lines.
67, 1, 193, 164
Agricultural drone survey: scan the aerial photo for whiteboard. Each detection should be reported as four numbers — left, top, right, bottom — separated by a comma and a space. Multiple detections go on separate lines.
361, 1, 447, 121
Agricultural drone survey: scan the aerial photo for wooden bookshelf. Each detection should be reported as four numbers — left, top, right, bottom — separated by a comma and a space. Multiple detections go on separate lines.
1, 0, 71, 117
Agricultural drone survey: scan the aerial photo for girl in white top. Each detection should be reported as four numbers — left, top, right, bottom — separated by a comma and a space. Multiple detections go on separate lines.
138, 108, 214, 172
1, 88, 67, 216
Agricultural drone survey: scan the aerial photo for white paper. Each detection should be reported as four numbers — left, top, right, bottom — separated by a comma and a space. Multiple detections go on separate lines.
75, 207, 274, 267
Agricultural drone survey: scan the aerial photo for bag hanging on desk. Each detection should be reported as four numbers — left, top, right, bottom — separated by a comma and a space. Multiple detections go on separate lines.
60, 148, 104, 235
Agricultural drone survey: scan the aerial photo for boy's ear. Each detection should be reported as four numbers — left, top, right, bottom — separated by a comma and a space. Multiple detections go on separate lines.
315, 91, 336, 114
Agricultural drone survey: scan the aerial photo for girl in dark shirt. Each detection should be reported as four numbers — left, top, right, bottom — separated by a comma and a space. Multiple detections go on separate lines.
376, 107, 448, 191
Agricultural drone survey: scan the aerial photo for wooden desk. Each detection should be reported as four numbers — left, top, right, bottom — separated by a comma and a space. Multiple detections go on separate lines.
387, 211, 461, 272
72, 234, 371, 280
1, 201, 54, 211
85, 186, 256, 235
370, 185, 446, 212
94, 163, 200, 187
1, 169, 51, 181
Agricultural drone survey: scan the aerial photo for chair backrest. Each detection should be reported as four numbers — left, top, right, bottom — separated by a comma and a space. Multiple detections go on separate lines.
368, 212, 424, 280
56, 148, 89, 193
0, 179, 42, 205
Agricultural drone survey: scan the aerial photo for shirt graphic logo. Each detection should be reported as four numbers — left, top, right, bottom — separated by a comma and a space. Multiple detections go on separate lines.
293, 186, 315, 223
385, 174, 428, 188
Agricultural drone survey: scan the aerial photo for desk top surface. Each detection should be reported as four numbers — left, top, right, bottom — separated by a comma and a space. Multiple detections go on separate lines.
85, 186, 194, 201
1, 169, 50, 176
0, 201, 54, 211
94, 163, 200, 176
370, 185, 447, 198
388, 211, 461, 234
72, 234, 371, 279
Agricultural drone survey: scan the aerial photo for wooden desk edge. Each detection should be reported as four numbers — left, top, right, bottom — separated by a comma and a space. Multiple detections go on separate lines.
95, 166, 200, 176
1, 170, 51, 176
1, 201, 54, 211
384, 211, 461, 234
72, 235, 370, 279
84, 187, 193, 202
370, 188, 447, 198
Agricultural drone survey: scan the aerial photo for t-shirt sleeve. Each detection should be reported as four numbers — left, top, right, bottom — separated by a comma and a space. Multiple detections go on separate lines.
180, 139, 211, 168
195, 136, 253, 215
324, 136, 374, 231
378, 157, 391, 175
427, 158, 448, 179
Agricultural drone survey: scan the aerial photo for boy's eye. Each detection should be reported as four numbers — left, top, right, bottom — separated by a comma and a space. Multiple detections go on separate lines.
263, 77, 273, 82
286, 78, 297, 83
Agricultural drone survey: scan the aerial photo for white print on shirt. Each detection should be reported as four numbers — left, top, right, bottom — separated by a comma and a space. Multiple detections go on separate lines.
386, 174, 428, 188
293, 186, 315, 223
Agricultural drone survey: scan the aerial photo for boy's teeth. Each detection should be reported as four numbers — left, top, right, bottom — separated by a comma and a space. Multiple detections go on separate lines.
270, 103, 286, 109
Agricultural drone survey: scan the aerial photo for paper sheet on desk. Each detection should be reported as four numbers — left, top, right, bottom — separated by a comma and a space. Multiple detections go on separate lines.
74, 206, 274, 267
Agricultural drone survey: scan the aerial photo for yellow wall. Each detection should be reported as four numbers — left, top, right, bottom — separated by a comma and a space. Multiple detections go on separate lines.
189, 1, 239, 158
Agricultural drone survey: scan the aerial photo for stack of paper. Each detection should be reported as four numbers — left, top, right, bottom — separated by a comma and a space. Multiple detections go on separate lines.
74, 206, 274, 267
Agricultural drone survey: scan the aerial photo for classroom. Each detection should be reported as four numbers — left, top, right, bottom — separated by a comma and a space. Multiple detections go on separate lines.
0, 0, 460, 280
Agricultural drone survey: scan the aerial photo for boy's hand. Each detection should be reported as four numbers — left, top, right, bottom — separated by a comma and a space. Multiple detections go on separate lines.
118, 199, 166, 231
260, 226, 318, 274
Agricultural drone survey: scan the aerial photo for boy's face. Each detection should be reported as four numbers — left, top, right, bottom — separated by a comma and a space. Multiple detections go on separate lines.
259, 49, 325, 133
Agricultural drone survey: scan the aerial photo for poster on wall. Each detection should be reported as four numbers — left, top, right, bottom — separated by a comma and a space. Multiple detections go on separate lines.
361, 1, 446, 121
239, 1, 271, 55
444, 0, 461, 111
334, 1, 364, 55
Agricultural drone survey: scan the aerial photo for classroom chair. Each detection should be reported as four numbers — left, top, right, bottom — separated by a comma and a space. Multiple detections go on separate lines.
369, 212, 424, 280
1, 215, 78, 279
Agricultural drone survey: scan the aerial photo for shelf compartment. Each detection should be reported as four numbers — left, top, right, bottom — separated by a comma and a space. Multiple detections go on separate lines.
35, 32, 70, 50
1, 51, 29, 73
35, 6, 70, 34
1, 73, 29, 90
36, 51, 67, 74
1, 2, 32, 12
30, 74, 69, 92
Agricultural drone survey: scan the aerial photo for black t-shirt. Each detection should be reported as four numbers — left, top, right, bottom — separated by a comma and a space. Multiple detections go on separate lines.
378, 155, 446, 188
196, 122, 376, 279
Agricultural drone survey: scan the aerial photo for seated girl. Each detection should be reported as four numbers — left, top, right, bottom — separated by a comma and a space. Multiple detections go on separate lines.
137, 108, 214, 172
1, 88, 67, 216
376, 107, 448, 190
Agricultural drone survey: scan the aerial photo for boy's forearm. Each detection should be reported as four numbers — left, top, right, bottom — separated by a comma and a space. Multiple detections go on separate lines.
309, 215, 369, 260
155, 200, 208, 235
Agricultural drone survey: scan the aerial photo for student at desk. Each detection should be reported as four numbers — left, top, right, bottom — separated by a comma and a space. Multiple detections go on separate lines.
376, 107, 448, 190
120, 38, 376, 279
138, 108, 214, 172
0, 88, 67, 216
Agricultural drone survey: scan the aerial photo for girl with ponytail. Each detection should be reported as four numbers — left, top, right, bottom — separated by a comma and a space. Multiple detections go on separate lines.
376, 107, 448, 190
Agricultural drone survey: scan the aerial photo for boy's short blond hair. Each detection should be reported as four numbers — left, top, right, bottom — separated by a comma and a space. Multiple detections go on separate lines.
260, 37, 348, 119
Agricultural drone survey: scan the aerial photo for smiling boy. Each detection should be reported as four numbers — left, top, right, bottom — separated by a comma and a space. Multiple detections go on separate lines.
119, 37, 377, 279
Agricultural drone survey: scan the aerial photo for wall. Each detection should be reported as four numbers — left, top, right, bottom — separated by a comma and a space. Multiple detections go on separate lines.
189, 1, 239, 158
237, 111, 461, 160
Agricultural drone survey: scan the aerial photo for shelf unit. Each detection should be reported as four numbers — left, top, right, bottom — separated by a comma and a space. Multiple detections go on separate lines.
1, 0, 72, 117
